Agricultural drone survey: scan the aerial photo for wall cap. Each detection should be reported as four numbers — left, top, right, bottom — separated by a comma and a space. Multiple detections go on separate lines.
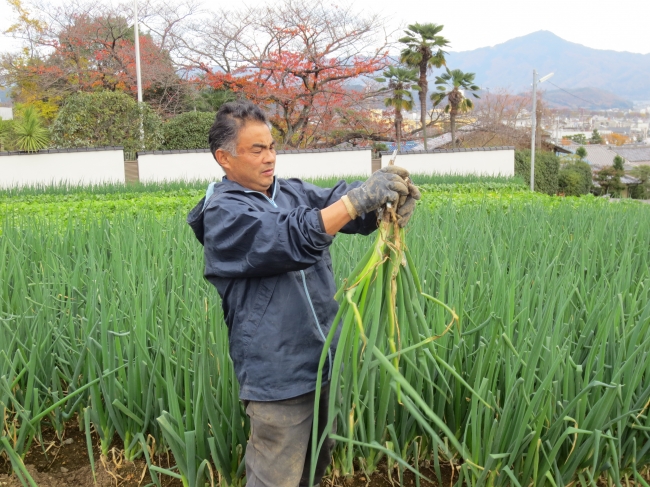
137, 147, 372, 156
0, 146, 124, 157
380, 146, 515, 156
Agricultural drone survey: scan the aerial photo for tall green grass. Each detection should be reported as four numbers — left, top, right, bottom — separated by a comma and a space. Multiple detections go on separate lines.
1, 196, 650, 486
0, 173, 524, 197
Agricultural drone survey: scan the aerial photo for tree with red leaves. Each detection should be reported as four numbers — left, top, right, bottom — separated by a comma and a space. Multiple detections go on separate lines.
182, 0, 394, 148
2, 1, 189, 117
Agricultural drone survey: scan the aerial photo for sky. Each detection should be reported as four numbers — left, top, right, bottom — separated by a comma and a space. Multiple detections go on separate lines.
0, 0, 648, 54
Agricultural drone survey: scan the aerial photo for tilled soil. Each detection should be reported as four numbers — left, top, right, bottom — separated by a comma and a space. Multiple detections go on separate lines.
1, 427, 449, 486
0, 426, 182, 487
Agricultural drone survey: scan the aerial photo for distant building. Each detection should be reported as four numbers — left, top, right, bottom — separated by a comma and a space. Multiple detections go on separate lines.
561, 144, 646, 198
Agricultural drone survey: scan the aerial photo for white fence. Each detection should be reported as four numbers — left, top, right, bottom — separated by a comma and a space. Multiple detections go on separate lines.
137, 148, 372, 183
275, 149, 371, 179
381, 147, 515, 176
0, 107, 13, 121
0, 146, 514, 189
137, 150, 223, 183
0, 147, 125, 188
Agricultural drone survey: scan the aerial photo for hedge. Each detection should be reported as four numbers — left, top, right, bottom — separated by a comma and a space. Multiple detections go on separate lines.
515, 150, 560, 195
558, 159, 592, 196
51, 91, 163, 153
163, 111, 215, 150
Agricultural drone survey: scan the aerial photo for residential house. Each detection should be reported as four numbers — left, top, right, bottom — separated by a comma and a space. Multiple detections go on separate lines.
561, 144, 643, 197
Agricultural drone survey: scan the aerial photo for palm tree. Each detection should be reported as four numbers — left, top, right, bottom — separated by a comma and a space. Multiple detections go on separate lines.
14, 106, 49, 152
399, 23, 449, 150
430, 68, 480, 148
377, 66, 420, 151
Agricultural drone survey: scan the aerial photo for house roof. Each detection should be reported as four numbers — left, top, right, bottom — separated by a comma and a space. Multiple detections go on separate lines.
560, 143, 650, 168
611, 145, 650, 164
561, 144, 617, 168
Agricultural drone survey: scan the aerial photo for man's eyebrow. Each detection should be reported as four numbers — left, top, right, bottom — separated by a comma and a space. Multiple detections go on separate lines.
251, 143, 275, 149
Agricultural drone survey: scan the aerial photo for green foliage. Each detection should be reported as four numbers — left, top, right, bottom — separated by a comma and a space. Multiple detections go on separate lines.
3, 188, 650, 486
558, 159, 592, 196
194, 88, 237, 112
398, 23, 448, 70
557, 169, 582, 196
514, 149, 560, 195
613, 155, 625, 171
567, 134, 588, 145
12, 105, 49, 152
398, 23, 449, 149
628, 184, 646, 199
589, 129, 603, 144
430, 68, 480, 110
419, 181, 528, 194
50, 91, 163, 153
0, 174, 525, 199
595, 165, 625, 197
0, 119, 14, 151
575, 146, 587, 159
629, 164, 650, 199
163, 111, 215, 150
378, 66, 420, 112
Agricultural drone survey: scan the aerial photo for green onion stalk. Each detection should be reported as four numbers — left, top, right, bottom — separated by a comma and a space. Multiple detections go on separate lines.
309, 198, 464, 486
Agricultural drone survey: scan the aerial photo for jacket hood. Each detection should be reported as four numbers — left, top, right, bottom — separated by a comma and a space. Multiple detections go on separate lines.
187, 181, 218, 245
187, 178, 279, 245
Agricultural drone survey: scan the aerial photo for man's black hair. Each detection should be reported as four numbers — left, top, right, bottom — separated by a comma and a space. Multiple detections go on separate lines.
208, 101, 269, 160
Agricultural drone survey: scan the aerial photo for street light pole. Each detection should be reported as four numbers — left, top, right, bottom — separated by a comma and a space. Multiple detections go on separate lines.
134, 0, 144, 150
134, 0, 143, 104
530, 70, 537, 191
530, 70, 554, 191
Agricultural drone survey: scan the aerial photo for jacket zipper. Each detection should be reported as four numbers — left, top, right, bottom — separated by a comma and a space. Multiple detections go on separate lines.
300, 270, 333, 381
245, 180, 333, 381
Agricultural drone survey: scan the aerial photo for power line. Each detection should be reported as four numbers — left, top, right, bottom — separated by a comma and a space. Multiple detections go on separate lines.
545, 81, 594, 106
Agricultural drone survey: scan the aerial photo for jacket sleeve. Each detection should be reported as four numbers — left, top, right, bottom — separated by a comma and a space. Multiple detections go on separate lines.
285, 179, 378, 236
203, 195, 334, 279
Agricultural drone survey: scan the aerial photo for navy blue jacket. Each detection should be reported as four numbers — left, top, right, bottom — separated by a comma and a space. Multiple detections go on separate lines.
187, 177, 377, 401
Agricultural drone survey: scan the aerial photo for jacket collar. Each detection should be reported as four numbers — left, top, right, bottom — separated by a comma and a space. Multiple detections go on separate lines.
217, 176, 278, 201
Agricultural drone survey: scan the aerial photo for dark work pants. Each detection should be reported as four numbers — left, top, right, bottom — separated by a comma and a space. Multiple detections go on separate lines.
244, 384, 336, 487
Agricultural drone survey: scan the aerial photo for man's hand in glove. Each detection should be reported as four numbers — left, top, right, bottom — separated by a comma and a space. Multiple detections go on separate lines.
395, 180, 421, 227
341, 166, 410, 219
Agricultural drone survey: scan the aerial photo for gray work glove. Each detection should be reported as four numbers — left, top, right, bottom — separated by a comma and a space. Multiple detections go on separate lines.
396, 180, 421, 227
343, 166, 410, 218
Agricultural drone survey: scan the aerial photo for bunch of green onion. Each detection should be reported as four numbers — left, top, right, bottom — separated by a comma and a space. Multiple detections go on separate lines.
309, 196, 471, 485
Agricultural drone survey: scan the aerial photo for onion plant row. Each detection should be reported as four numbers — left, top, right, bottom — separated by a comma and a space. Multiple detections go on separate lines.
1, 196, 650, 486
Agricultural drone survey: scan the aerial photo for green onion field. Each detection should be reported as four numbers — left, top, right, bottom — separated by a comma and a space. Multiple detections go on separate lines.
2, 176, 650, 486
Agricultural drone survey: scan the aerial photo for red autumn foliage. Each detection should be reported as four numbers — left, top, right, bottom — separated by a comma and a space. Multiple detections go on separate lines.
202, 50, 389, 147
3, 9, 185, 116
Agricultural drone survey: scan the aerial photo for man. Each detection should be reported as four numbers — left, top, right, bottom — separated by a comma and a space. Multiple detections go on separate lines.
187, 101, 419, 487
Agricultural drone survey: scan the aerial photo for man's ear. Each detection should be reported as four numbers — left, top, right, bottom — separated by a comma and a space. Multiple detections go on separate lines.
215, 149, 231, 170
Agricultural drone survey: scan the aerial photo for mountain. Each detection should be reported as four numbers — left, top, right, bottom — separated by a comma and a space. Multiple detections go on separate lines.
444, 31, 650, 101
540, 87, 633, 110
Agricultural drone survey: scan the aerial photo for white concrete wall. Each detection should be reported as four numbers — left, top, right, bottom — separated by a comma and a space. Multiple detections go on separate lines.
275, 150, 371, 179
0, 149, 125, 188
138, 151, 223, 183
0, 107, 13, 120
137, 149, 372, 182
381, 148, 514, 176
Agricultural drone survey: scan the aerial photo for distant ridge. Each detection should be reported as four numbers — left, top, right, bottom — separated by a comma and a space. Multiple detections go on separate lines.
444, 31, 650, 101
540, 87, 633, 110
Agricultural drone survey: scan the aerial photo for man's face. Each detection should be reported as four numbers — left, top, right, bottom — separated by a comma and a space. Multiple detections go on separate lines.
217, 122, 276, 195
